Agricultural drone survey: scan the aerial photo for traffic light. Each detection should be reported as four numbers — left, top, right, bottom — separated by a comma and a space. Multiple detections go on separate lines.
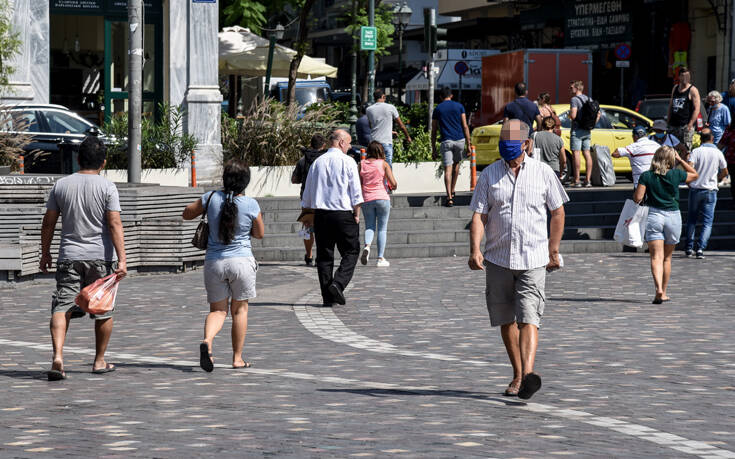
431, 25, 448, 54
423, 9, 431, 51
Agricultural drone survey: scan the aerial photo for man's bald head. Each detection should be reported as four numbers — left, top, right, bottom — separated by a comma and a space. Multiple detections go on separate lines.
329, 129, 352, 153
500, 119, 530, 142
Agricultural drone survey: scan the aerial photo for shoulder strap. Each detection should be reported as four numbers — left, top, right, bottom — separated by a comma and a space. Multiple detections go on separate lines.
201, 192, 211, 221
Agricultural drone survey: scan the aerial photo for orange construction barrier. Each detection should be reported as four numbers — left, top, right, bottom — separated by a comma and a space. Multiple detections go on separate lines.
18, 155, 24, 175
470, 145, 477, 190
190, 150, 197, 187
360, 148, 366, 160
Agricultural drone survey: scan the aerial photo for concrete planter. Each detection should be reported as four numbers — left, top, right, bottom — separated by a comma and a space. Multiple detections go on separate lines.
102, 168, 189, 187
246, 162, 474, 198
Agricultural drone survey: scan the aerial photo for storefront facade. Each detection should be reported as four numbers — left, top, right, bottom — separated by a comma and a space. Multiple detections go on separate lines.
2, 0, 222, 184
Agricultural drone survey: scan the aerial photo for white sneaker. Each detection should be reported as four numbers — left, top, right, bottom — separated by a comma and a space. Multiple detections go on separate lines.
360, 246, 370, 265
376, 258, 390, 267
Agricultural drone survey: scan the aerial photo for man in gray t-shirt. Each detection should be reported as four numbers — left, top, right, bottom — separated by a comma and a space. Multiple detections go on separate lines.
40, 136, 127, 381
365, 89, 412, 166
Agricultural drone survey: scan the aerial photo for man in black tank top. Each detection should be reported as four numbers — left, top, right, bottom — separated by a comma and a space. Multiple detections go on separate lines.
667, 67, 700, 150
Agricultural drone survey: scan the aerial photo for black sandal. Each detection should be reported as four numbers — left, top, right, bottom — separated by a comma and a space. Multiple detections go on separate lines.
199, 342, 214, 372
445, 199, 454, 207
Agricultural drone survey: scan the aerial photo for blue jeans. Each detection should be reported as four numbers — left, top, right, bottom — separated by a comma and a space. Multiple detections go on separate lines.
686, 188, 718, 252
362, 199, 391, 258
381, 143, 394, 168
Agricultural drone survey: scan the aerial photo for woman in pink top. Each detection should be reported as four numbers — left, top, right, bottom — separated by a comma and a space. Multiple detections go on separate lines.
360, 141, 398, 267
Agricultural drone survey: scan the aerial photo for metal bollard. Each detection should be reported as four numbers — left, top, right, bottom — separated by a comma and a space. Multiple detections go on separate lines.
19, 155, 24, 175
190, 150, 197, 187
360, 148, 366, 161
470, 145, 477, 190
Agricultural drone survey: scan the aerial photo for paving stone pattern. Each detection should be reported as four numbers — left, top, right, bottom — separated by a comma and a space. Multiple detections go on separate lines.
1, 253, 734, 458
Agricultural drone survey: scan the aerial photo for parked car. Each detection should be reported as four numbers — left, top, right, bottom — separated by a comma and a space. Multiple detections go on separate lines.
471, 104, 655, 174
0, 104, 106, 174
635, 94, 706, 129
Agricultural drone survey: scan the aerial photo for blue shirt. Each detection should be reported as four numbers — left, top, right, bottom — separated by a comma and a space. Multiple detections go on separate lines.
503, 97, 541, 133
202, 191, 261, 260
708, 104, 731, 144
432, 100, 466, 141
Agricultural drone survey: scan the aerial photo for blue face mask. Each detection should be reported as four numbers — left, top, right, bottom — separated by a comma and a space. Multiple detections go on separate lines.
654, 132, 666, 139
498, 140, 524, 161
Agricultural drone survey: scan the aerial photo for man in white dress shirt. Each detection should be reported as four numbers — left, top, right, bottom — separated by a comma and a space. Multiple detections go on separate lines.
468, 119, 569, 400
302, 129, 364, 306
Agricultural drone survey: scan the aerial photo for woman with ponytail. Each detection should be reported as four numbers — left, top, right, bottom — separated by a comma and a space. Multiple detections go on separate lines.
183, 160, 264, 371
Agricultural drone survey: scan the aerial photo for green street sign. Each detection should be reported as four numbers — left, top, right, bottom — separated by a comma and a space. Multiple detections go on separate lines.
360, 26, 377, 51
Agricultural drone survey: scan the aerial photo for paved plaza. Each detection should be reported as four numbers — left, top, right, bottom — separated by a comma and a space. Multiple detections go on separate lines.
1, 252, 734, 458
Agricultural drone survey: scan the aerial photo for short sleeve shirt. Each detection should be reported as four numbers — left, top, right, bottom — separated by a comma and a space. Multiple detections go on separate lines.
638, 169, 688, 210
432, 100, 466, 141
469, 155, 569, 270
46, 173, 121, 262
532, 131, 565, 172
571, 94, 589, 130
503, 97, 541, 133
366, 102, 400, 145
202, 191, 261, 260
688, 144, 728, 190
617, 137, 659, 186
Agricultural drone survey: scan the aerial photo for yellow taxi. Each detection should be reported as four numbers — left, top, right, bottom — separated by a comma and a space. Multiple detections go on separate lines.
472, 104, 657, 173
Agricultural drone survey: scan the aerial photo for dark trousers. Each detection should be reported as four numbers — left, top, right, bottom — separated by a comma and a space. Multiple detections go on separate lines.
314, 210, 360, 303
729, 163, 735, 207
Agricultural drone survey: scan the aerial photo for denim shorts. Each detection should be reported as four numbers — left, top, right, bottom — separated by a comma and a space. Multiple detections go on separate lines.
570, 128, 591, 151
645, 207, 682, 245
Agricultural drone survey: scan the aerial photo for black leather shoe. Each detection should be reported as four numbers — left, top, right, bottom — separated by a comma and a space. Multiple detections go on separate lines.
328, 283, 346, 305
304, 255, 313, 266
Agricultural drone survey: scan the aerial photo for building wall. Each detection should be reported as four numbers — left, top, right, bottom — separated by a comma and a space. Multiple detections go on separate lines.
688, 0, 731, 94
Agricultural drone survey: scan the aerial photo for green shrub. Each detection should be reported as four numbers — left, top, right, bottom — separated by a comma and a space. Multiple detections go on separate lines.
393, 130, 438, 164
222, 99, 343, 167
103, 103, 198, 170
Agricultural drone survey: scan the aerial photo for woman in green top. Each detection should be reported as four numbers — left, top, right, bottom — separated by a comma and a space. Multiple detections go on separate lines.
633, 146, 698, 304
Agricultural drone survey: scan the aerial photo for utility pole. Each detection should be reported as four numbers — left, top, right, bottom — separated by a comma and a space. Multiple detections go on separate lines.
426, 8, 435, 133
127, 0, 142, 184
349, 0, 358, 138
368, 0, 375, 103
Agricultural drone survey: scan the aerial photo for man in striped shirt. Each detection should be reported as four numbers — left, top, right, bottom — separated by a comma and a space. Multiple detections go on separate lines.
612, 126, 658, 187
468, 119, 569, 400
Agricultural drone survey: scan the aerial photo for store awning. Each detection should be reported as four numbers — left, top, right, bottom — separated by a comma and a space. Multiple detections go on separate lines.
218, 26, 338, 78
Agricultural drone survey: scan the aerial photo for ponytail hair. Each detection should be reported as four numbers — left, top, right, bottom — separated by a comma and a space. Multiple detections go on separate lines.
219, 159, 251, 244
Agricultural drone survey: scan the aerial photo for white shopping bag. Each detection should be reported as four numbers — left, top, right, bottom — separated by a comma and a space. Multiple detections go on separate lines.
613, 199, 649, 248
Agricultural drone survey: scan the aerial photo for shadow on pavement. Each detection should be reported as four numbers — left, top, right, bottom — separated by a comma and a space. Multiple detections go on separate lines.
318, 388, 527, 406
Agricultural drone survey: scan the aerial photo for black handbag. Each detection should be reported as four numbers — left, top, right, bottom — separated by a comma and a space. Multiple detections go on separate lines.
191, 194, 211, 250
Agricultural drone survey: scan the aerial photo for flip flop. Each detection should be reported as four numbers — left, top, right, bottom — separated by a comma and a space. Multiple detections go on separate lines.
92, 364, 116, 374
445, 199, 454, 208
503, 383, 520, 396
518, 373, 542, 400
199, 342, 214, 372
47, 369, 66, 381
232, 362, 252, 369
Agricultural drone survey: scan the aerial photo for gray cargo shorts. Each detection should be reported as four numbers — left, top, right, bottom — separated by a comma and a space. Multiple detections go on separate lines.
51, 260, 118, 319
440, 139, 466, 166
484, 261, 546, 327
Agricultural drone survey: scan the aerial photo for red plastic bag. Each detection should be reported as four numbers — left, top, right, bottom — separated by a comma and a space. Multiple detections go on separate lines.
75, 274, 120, 315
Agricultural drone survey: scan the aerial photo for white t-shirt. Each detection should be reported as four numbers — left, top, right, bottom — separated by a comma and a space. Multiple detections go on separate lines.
688, 144, 727, 190
617, 137, 659, 186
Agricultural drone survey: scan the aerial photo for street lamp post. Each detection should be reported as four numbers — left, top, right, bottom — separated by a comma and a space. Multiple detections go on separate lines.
392, 2, 412, 104
264, 23, 285, 99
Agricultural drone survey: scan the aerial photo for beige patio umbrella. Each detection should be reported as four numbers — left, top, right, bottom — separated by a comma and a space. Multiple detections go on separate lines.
218, 26, 337, 78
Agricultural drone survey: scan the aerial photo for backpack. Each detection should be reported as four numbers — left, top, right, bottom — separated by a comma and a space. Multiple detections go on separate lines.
574, 95, 599, 130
